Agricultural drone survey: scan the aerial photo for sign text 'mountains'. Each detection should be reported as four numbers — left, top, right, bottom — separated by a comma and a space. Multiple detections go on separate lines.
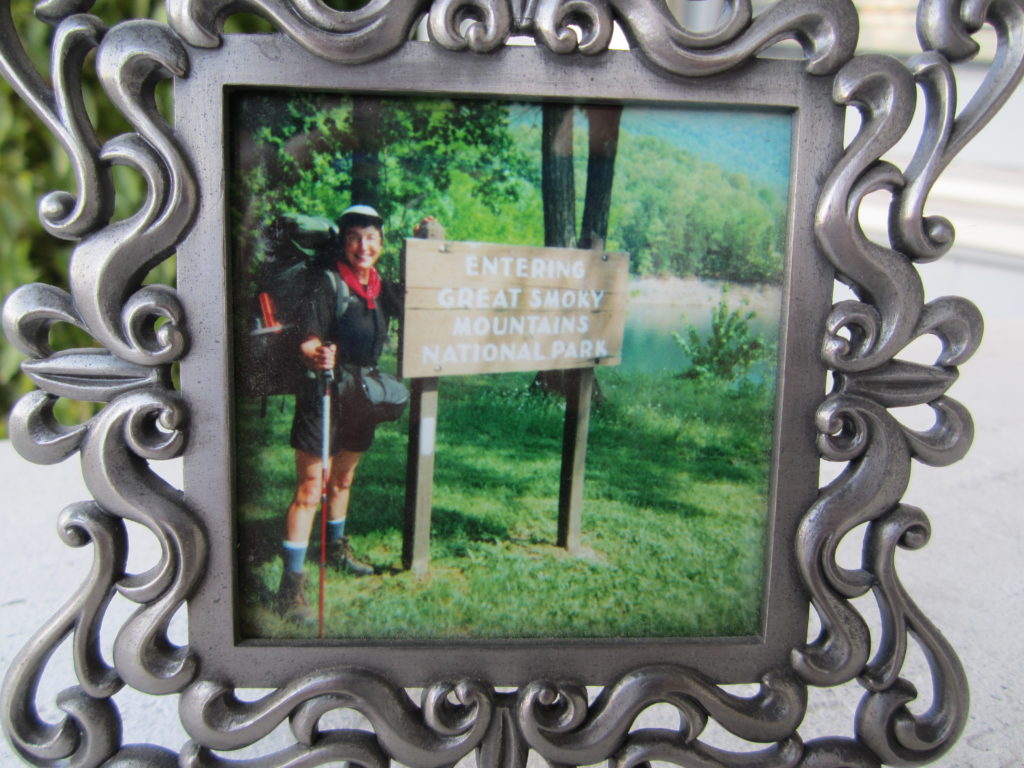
400, 239, 629, 378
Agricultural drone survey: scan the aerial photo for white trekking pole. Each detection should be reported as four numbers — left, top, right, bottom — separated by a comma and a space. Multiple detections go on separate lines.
317, 368, 333, 639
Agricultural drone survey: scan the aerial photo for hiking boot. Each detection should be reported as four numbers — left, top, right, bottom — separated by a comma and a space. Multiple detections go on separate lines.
328, 536, 374, 576
277, 570, 315, 626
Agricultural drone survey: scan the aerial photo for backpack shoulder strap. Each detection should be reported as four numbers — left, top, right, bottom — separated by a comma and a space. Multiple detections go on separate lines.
323, 269, 352, 321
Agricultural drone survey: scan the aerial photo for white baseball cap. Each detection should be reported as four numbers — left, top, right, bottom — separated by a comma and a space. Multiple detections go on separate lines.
338, 204, 383, 229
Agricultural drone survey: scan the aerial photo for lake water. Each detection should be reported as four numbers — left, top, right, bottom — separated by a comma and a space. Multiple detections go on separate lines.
621, 295, 782, 375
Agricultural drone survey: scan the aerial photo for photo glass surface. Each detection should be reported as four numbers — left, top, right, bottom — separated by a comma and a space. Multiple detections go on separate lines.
229, 91, 792, 641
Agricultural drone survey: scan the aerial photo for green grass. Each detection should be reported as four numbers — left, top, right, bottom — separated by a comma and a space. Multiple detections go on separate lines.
235, 366, 775, 640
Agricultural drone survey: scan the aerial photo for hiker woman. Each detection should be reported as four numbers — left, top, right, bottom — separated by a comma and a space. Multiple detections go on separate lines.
276, 204, 413, 623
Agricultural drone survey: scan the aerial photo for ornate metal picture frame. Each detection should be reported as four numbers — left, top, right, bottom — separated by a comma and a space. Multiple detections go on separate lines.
189, 36, 834, 669
2, 1, 1019, 766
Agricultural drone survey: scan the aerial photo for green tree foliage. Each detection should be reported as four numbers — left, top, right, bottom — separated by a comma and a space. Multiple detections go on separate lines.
232, 94, 533, 280
673, 287, 771, 380
608, 133, 787, 283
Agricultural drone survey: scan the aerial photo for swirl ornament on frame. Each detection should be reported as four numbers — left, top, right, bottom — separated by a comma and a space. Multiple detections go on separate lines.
0, 0, 1017, 766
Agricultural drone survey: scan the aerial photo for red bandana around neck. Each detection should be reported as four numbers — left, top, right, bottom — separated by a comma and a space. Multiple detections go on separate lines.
336, 260, 382, 310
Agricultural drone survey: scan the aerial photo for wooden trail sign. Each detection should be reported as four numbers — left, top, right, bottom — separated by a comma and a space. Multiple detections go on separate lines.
400, 240, 629, 379
400, 238, 629, 573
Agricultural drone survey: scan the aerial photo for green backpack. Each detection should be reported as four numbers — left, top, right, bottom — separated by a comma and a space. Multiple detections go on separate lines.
236, 214, 355, 398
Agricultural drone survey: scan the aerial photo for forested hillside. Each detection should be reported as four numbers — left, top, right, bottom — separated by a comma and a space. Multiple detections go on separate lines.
620, 107, 791, 193
232, 96, 790, 286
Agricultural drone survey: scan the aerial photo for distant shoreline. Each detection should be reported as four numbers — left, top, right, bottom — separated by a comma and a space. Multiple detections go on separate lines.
628, 276, 783, 322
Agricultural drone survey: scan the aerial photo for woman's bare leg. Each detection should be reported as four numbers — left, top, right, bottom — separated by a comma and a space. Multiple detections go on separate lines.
327, 449, 362, 522
325, 449, 372, 574
277, 448, 327, 623
285, 448, 327, 544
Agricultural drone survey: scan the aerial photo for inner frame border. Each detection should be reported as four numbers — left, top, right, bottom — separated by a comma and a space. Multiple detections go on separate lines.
177, 35, 843, 688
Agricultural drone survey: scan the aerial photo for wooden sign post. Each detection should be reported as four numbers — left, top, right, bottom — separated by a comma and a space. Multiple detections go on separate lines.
400, 239, 629, 572
558, 367, 594, 554
402, 376, 438, 574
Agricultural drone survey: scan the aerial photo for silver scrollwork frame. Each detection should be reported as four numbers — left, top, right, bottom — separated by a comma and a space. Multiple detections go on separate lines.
1, 0, 1019, 766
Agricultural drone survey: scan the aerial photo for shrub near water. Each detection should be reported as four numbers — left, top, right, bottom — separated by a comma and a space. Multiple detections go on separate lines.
236, 362, 775, 640
673, 285, 773, 381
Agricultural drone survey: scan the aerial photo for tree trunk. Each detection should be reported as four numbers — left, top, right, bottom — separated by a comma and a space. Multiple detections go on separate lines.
350, 95, 383, 210
541, 103, 576, 248
579, 105, 622, 250
537, 104, 616, 404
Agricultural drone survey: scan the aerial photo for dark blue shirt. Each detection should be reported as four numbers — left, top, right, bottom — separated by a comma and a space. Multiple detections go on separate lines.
303, 272, 402, 368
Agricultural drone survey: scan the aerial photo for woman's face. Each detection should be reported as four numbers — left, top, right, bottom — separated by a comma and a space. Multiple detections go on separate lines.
343, 224, 383, 273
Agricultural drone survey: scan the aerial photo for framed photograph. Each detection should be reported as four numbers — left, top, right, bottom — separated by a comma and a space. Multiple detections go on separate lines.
187, 40, 835, 682
0, 1, 1012, 765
